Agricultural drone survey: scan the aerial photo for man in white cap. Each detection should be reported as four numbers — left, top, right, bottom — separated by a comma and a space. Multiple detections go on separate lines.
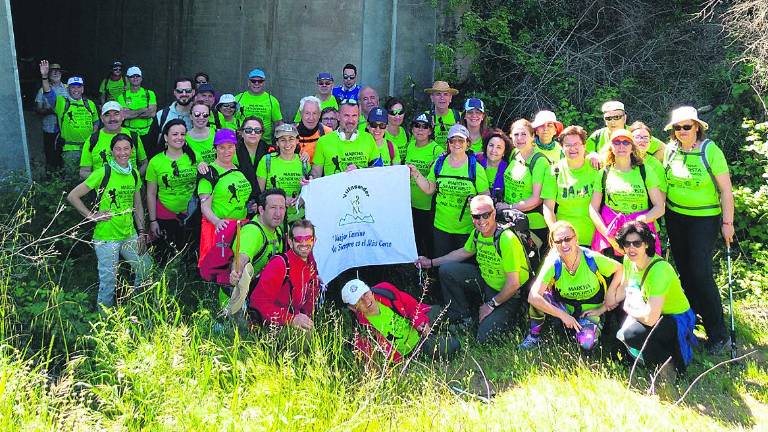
424, 81, 461, 145
342, 278, 460, 363
117, 66, 157, 148
40, 60, 99, 174
79, 101, 148, 180
585, 100, 627, 160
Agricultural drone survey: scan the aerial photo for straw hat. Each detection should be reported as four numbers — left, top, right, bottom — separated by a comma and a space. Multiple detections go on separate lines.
664, 106, 709, 131
424, 80, 458, 95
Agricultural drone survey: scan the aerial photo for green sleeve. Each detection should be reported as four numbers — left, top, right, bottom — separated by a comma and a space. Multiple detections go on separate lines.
313, 138, 327, 167
474, 161, 490, 194
80, 141, 93, 167
593, 252, 619, 276
593, 168, 605, 193
84, 168, 105, 190
98, 80, 106, 94
642, 163, 661, 191
645, 262, 673, 299
116, 95, 126, 106
532, 155, 550, 185
537, 252, 557, 287
426, 160, 438, 182
585, 130, 600, 154
256, 157, 267, 179
271, 96, 283, 122
197, 178, 213, 195
148, 90, 157, 105
706, 142, 729, 176
146, 158, 158, 183
498, 231, 525, 274
293, 109, 301, 123
89, 101, 99, 123
463, 231, 477, 253
540, 166, 556, 200
135, 136, 147, 162
648, 136, 663, 155
54, 96, 65, 118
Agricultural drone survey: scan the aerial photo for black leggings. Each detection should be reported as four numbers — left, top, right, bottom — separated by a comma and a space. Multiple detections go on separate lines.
412, 207, 434, 257
621, 316, 683, 369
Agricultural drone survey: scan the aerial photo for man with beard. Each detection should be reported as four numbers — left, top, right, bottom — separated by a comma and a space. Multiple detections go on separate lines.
295, 96, 332, 164
79, 101, 148, 179
246, 219, 320, 331
311, 101, 378, 177
332, 64, 362, 103
148, 77, 196, 158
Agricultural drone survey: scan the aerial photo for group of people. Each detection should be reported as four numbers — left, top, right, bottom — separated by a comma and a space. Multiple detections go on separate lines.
34, 58, 735, 374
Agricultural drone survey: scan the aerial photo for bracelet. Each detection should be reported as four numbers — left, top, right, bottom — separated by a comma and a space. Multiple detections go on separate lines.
722, 221, 733, 225
430, 258, 434, 267
41, 77, 49, 80
149, 219, 157, 223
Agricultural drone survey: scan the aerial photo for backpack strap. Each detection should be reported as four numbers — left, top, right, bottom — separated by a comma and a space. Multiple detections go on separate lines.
386, 140, 395, 165
243, 221, 270, 270
640, 258, 663, 289
582, 248, 608, 292
600, 166, 610, 208
638, 163, 651, 209
433, 153, 447, 177
95, 164, 113, 204
699, 139, 720, 196
554, 255, 563, 281
213, 109, 222, 129
467, 152, 477, 185
82, 97, 93, 115
88, 131, 100, 153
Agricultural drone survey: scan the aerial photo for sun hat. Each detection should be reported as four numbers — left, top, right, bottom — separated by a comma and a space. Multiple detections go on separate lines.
215, 94, 239, 111
663, 106, 709, 131
424, 80, 458, 95
601, 101, 625, 113
531, 110, 564, 134
341, 279, 371, 305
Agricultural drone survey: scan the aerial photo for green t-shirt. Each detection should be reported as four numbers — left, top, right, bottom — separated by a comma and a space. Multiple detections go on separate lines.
429, 110, 459, 146
256, 153, 305, 222
642, 155, 667, 193
235, 91, 283, 142
236, 219, 284, 274
485, 165, 499, 190
541, 160, 600, 246
375, 138, 401, 166
197, 163, 252, 220
535, 140, 563, 163
595, 165, 661, 214
664, 141, 728, 217
54, 96, 99, 147
117, 87, 157, 134
502, 150, 550, 229
186, 127, 217, 164
215, 112, 241, 131
84, 166, 142, 241
314, 131, 379, 176
426, 156, 490, 234
470, 136, 483, 154
405, 140, 442, 210
585, 127, 611, 155
538, 249, 619, 312
464, 228, 530, 291
385, 127, 409, 159
366, 304, 421, 357
622, 257, 690, 315
146, 152, 197, 213
647, 136, 663, 157
79, 128, 147, 171
99, 77, 126, 102
292, 96, 339, 123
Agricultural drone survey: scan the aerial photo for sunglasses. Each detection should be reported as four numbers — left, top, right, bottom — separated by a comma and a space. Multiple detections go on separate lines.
604, 115, 624, 121
292, 234, 315, 243
471, 211, 492, 220
673, 124, 695, 131
412, 122, 431, 129
192, 112, 210, 118
242, 127, 263, 134
343, 74, 356, 80
369, 122, 387, 130
621, 239, 644, 248
612, 140, 633, 147
128, 74, 141, 79
553, 235, 575, 245
389, 109, 404, 116
175, 88, 194, 94
249, 78, 265, 84
219, 103, 236, 110
340, 98, 358, 105
317, 80, 333, 85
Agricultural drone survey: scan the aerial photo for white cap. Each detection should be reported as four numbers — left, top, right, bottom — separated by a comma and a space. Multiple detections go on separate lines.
215, 93, 239, 111
101, 101, 122, 115
67, 77, 84, 86
601, 101, 625, 113
341, 279, 371, 305
126, 66, 142, 77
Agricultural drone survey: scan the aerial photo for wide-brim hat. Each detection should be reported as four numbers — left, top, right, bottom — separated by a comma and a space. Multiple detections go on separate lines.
664, 106, 709, 131
531, 110, 563, 134
424, 80, 458, 95
215, 93, 239, 111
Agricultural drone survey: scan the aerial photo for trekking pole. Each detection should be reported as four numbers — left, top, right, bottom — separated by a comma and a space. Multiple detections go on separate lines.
726, 245, 737, 360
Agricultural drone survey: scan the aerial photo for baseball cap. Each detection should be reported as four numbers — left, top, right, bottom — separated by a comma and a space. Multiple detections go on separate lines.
367, 107, 388, 124
126, 66, 142, 77
111, 61, 122, 69
601, 101, 625, 113
197, 83, 215, 94
610, 129, 633, 142
248, 68, 266, 79
213, 129, 238, 146
67, 77, 84, 86
447, 124, 470, 140
341, 279, 371, 306
317, 72, 333, 81
274, 123, 299, 139
411, 113, 432, 126
464, 98, 485, 113
101, 101, 122, 115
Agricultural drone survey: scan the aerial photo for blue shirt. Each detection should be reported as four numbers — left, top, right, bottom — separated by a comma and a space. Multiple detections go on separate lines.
332, 84, 361, 103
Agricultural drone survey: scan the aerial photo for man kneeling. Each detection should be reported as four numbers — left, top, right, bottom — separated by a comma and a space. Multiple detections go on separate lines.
342, 279, 459, 363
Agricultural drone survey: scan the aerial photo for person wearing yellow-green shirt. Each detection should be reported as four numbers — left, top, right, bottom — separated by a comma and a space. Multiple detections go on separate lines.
463, 98, 487, 154
531, 110, 564, 163
404, 114, 441, 257
235, 68, 284, 143
357, 86, 379, 132
186, 103, 217, 164
215, 94, 241, 131
311, 102, 379, 178
117, 66, 157, 143
256, 124, 307, 223
629, 121, 667, 190
424, 81, 460, 146
293, 72, 339, 123
99, 61, 127, 105
384, 97, 409, 158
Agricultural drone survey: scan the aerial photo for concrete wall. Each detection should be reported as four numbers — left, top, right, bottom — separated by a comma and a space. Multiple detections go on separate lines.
0, 0, 29, 178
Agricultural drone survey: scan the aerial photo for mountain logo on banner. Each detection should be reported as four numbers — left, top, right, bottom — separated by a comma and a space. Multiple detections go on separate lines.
339, 184, 375, 226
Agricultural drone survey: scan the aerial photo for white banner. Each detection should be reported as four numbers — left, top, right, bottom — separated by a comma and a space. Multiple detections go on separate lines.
302, 165, 417, 283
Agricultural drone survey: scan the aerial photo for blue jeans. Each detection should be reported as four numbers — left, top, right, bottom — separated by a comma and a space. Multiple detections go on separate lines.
94, 236, 152, 307
438, 262, 521, 343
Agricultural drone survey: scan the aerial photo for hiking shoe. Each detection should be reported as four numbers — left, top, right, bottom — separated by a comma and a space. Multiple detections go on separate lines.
649, 361, 679, 399
518, 334, 541, 350
705, 336, 732, 356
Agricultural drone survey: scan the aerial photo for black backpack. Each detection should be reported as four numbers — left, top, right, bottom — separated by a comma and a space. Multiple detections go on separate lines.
472, 208, 541, 277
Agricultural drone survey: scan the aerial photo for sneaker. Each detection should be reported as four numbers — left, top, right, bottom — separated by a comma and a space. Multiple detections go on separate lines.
518, 334, 541, 350
705, 336, 732, 356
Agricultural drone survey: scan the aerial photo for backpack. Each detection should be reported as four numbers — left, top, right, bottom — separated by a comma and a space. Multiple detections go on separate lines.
502, 150, 550, 214
88, 130, 139, 165
94, 163, 139, 205
473, 208, 541, 278
433, 151, 479, 221
428, 108, 462, 135
664, 139, 720, 196
264, 152, 310, 188
552, 247, 607, 316
478, 157, 508, 203
60, 97, 94, 124
600, 163, 650, 209
185, 166, 244, 225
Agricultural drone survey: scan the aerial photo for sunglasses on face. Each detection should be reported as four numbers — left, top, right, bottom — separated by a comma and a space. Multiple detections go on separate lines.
175, 88, 194, 94
673, 124, 695, 131
340, 98, 358, 105
604, 115, 624, 121
553, 235, 575, 245
128, 75, 141, 79
612, 140, 633, 147
412, 123, 431, 130
471, 211, 492, 220
621, 239, 644, 248
192, 111, 210, 118
317, 80, 333, 86
369, 122, 387, 130
242, 127, 263, 134
219, 103, 236, 110
249, 78, 265, 84
343, 74, 355, 80
389, 109, 404, 116
292, 234, 315, 243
